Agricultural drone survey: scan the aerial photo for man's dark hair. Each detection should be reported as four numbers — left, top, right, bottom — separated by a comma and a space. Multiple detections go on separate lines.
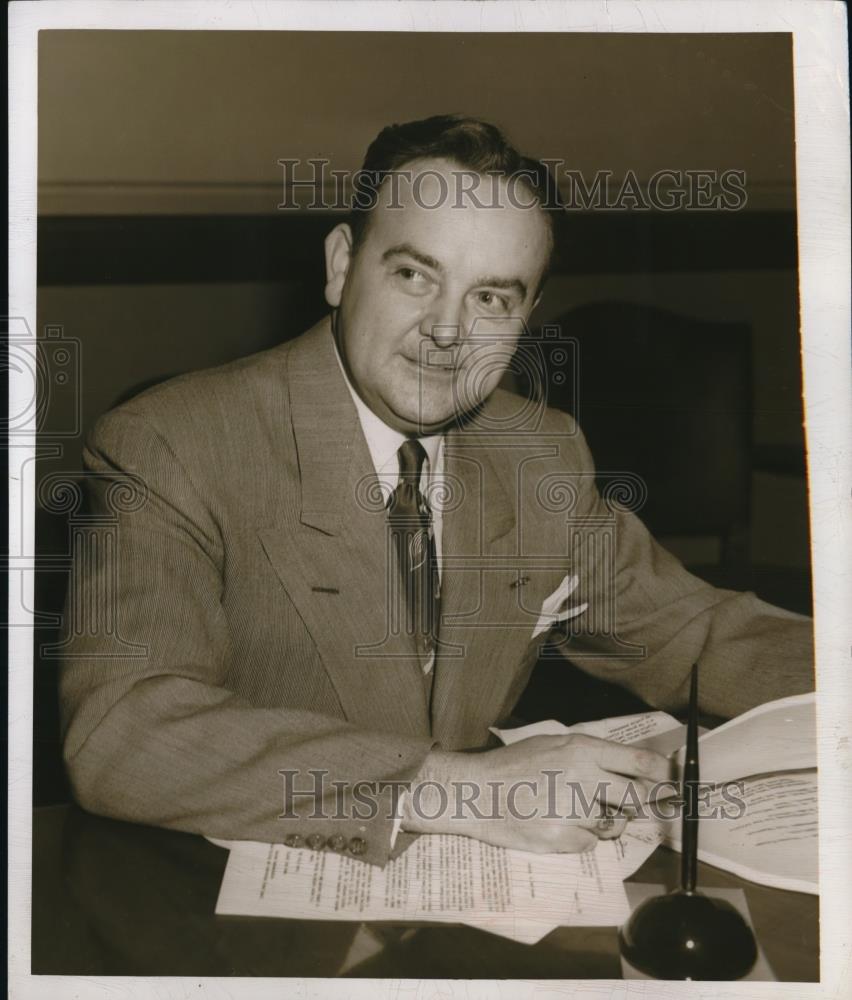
349, 114, 563, 288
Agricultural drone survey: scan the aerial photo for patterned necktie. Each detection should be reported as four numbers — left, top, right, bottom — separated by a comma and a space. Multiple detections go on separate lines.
387, 439, 440, 672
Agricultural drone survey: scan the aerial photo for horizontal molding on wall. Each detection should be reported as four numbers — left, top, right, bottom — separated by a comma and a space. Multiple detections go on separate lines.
38, 182, 290, 217
38, 179, 796, 216
37, 211, 798, 286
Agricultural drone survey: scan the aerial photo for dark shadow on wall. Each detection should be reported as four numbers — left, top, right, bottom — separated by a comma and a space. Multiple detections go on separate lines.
510, 301, 811, 731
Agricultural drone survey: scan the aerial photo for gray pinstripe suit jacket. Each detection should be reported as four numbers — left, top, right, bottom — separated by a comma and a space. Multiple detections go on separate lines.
59, 315, 814, 865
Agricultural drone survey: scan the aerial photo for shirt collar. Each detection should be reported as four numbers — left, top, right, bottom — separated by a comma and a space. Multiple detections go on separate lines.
333, 338, 443, 479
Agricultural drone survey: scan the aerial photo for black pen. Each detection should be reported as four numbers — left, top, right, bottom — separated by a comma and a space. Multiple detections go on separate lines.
681, 663, 700, 894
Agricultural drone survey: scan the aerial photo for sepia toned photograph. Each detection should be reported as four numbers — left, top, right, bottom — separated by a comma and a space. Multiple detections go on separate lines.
7, 2, 850, 996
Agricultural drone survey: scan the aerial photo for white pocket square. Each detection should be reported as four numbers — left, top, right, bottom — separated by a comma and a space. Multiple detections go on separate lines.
532, 573, 588, 639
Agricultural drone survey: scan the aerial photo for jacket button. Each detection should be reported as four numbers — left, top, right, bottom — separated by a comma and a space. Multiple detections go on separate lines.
305, 833, 325, 851
283, 834, 303, 848
327, 834, 347, 852
348, 837, 367, 856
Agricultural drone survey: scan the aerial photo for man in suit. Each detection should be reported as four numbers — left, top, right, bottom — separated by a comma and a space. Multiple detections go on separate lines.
60, 115, 813, 867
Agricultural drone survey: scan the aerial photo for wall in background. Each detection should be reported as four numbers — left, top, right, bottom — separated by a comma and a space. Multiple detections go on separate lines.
38, 31, 796, 214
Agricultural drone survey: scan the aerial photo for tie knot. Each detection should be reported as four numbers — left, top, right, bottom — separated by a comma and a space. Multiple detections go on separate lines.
397, 439, 427, 483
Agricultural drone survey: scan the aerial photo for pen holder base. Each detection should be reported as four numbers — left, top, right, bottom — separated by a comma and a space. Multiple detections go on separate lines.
618, 889, 758, 980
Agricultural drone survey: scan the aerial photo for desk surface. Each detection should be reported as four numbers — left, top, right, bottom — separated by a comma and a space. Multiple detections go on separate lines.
31, 805, 819, 980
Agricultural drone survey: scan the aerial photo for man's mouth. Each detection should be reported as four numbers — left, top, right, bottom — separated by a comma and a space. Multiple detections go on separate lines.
403, 353, 456, 373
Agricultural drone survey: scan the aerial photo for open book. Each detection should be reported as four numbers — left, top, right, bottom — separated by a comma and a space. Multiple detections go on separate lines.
491, 692, 817, 894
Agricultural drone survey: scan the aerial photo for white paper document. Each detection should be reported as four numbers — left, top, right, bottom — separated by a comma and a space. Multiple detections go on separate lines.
215, 824, 662, 945
491, 709, 683, 747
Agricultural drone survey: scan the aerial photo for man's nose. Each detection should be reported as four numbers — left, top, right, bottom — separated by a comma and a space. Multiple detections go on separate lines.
419, 296, 463, 348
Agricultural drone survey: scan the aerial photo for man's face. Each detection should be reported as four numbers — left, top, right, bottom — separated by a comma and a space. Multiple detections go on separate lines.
325, 157, 551, 434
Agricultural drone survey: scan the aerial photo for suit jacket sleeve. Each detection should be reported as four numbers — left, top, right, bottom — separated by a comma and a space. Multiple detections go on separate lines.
550, 413, 815, 718
59, 408, 436, 867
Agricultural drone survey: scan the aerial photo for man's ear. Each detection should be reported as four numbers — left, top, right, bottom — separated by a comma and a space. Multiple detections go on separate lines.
324, 223, 354, 307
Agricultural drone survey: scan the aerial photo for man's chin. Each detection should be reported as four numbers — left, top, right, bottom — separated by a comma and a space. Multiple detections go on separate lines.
395, 412, 458, 435
379, 379, 491, 433
384, 399, 467, 435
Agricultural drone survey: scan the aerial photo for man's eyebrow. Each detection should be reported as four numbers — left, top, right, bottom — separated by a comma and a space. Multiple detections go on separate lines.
382, 245, 528, 300
473, 276, 528, 300
381, 243, 443, 272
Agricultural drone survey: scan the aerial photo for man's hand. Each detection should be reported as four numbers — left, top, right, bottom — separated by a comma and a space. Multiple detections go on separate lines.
401, 734, 671, 853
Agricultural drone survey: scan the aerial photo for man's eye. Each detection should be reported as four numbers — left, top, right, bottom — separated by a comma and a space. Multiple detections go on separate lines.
392, 266, 433, 296
476, 291, 509, 312
396, 267, 426, 283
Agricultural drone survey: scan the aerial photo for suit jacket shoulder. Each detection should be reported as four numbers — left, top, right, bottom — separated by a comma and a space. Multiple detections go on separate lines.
457, 384, 594, 482
91, 337, 296, 462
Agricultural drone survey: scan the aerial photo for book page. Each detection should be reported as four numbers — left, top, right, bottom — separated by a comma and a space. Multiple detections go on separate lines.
659, 769, 818, 894
671, 693, 816, 785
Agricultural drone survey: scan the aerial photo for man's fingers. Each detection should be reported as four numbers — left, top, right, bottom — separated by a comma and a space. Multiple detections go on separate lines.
572, 781, 631, 837
589, 771, 648, 813
587, 814, 628, 840
558, 827, 599, 853
585, 737, 671, 783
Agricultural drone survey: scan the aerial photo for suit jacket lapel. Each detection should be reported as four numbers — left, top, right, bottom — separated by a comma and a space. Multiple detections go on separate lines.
258, 318, 430, 737
431, 419, 525, 748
